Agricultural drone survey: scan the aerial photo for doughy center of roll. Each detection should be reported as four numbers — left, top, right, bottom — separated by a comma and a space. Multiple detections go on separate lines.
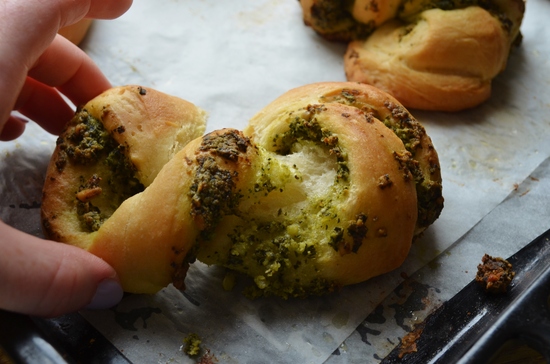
240, 140, 338, 217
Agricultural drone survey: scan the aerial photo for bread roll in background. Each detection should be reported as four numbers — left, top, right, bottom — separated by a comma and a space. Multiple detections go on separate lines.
300, 0, 402, 41
58, 19, 93, 45
344, 7, 510, 111
300, 0, 525, 111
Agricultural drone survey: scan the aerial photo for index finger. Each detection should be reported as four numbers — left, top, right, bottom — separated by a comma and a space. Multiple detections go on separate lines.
1, 0, 133, 52
0, 0, 132, 132
13, 35, 112, 137
28, 35, 112, 107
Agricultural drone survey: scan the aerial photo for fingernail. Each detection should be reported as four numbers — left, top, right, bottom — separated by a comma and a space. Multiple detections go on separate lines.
85, 279, 124, 310
11, 114, 29, 123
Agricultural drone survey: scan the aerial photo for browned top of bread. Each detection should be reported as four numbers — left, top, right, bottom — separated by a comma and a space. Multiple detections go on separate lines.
245, 82, 443, 236
344, 7, 510, 111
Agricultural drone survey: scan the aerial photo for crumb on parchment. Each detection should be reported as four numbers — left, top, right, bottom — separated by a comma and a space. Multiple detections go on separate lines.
183, 333, 201, 356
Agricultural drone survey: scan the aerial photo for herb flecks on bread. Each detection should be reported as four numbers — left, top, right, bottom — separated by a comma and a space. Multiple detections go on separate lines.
196, 82, 442, 298
53, 109, 144, 234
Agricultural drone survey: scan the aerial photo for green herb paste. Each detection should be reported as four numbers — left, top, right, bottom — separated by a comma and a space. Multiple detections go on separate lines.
57, 109, 144, 232
195, 119, 365, 299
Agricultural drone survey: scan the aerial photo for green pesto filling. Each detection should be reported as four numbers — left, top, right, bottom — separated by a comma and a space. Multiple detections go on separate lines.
382, 101, 443, 230
57, 109, 144, 232
188, 131, 249, 234
182, 333, 201, 356
320, 90, 422, 153
221, 199, 370, 299
251, 156, 283, 196
197, 117, 368, 299
225, 211, 338, 299
189, 155, 240, 233
415, 179, 445, 230
198, 128, 249, 161
75, 174, 104, 231
308, 0, 518, 43
56, 110, 110, 167
308, 0, 376, 40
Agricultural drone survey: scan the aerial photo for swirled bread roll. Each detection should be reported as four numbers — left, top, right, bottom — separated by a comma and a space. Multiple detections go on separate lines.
196, 82, 443, 298
41, 85, 207, 293
345, 7, 510, 111
42, 82, 443, 297
300, 0, 525, 111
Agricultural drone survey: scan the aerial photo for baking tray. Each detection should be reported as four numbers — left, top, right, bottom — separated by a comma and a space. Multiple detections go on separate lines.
2, 228, 549, 364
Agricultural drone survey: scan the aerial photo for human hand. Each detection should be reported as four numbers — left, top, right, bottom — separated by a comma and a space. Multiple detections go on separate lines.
0, 0, 133, 140
0, 0, 132, 317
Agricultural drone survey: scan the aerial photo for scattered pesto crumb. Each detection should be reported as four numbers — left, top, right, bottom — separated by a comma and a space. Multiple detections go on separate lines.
222, 270, 236, 291
183, 333, 201, 356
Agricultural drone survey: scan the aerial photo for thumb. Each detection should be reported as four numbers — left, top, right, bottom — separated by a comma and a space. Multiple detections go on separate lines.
0, 221, 123, 317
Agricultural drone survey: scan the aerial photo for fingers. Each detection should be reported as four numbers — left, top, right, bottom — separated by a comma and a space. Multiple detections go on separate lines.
0, 0, 131, 314
5, 35, 110, 140
14, 77, 75, 137
0, 0, 132, 136
55, 0, 134, 26
0, 115, 27, 141
5, 33, 112, 140
0, 221, 123, 317
2, 0, 133, 33
1, 0, 132, 66
29, 35, 112, 107
80, 0, 135, 21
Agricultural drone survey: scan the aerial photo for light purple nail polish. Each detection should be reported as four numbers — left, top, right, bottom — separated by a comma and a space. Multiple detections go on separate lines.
85, 279, 124, 310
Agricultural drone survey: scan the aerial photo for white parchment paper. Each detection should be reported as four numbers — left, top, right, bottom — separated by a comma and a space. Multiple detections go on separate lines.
1, 0, 549, 363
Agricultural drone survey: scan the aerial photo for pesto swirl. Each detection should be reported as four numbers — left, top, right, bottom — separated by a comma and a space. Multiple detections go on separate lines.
57, 109, 144, 232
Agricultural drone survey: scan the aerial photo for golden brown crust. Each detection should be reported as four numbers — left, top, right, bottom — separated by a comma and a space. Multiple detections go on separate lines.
299, 0, 525, 111
247, 93, 418, 286
344, 7, 510, 111
83, 85, 208, 186
246, 82, 442, 235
